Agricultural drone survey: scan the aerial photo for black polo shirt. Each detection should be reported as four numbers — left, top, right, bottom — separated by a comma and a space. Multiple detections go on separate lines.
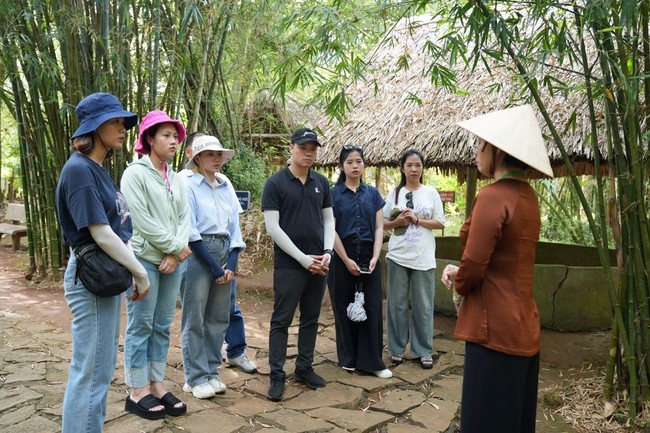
262, 166, 332, 269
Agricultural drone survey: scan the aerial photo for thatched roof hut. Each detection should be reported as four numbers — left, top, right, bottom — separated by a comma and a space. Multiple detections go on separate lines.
316, 15, 607, 178
241, 90, 320, 157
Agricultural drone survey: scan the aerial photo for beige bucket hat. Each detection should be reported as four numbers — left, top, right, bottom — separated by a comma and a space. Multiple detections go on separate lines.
457, 104, 554, 177
185, 135, 235, 170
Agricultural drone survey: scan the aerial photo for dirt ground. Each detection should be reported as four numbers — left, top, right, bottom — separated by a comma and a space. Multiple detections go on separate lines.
0, 245, 620, 432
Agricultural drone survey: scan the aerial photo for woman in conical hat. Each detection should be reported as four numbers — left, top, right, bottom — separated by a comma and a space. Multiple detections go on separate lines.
441, 105, 553, 433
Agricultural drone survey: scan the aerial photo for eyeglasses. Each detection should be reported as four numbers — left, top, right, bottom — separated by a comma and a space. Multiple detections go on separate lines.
343, 144, 363, 151
406, 191, 413, 209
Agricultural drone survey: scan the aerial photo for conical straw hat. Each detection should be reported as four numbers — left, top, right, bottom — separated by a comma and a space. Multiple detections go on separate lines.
457, 105, 554, 177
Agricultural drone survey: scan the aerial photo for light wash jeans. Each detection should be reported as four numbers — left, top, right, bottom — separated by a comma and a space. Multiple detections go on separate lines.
62, 253, 122, 433
386, 258, 435, 358
180, 235, 231, 386
180, 260, 247, 360
123, 257, 182, 387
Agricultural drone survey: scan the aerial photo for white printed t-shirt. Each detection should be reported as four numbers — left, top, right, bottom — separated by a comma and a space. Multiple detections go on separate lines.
383, 185, 445, 271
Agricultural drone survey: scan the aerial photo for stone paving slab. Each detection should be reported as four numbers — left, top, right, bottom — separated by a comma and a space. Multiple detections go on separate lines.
387, 422, 430, 432
281, 382, 366, 411
0, 281, 468, 433
255, 408, 335, 431
371, 388, 427, 414
175, 408, 249, 433
428, 374, 463, 403
310, 406, 394, 432
223, 395, 281, 418
0, 414, 61, 433
435, 337, 465, 356
410, 397, 459, 432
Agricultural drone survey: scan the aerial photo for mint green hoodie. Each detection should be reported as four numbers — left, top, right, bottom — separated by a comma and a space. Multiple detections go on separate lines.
120, 155, 190, 264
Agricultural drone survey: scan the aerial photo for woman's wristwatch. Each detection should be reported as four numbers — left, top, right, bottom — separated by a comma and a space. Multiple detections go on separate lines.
323, 249, 334, 256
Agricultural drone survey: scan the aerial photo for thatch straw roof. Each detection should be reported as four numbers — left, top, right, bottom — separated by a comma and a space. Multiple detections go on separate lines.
316, 15, 608, 178
241, 89, 320, 153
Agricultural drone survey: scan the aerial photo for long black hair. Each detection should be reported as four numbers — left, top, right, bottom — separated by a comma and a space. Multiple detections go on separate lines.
394, 149, 424, 203
336, 145, 365, 185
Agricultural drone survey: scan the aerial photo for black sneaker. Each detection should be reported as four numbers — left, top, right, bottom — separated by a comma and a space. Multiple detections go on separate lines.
293, 368, 326, 389
267, 378, 285, 401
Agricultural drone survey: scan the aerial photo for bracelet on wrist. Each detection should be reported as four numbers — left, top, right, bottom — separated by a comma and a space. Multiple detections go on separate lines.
323, 249, 334, 256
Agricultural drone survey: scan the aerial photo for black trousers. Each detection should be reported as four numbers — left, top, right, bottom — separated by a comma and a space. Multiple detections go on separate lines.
460, 342, 540, 433
268, 268, 326, 380
327, 238, 386, 372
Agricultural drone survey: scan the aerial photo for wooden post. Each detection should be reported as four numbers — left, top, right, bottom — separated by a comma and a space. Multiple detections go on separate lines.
375, 166, 383, 195
465, 166, 477, 219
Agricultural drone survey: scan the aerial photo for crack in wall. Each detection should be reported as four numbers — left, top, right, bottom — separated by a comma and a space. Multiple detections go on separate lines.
551, 266, 570, 329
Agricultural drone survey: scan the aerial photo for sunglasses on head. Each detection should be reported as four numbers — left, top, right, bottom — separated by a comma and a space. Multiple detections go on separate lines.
343, 144, 363, 151
406, 191, 413, 209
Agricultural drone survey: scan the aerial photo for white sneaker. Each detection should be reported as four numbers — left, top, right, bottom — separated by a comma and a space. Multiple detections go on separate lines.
373, 368, 393, 379
227, 354, 258, 373
208, 378, 227, 394
183, 382, 216, 399
341, 366, 355, 372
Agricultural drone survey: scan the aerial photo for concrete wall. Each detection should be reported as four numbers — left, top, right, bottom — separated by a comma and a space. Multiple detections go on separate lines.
430, 237, 617, 331
380, 237, 616, 331
433, 259, 617, 331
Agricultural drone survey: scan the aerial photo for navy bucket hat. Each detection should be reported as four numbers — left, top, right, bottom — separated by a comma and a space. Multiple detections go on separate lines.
70, 92, 138, 140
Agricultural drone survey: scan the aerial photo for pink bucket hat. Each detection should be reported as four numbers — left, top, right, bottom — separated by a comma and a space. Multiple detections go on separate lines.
135, 110, 187, 155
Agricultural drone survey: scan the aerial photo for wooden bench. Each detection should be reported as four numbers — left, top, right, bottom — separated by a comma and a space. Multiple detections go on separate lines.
0, 203, 28, 251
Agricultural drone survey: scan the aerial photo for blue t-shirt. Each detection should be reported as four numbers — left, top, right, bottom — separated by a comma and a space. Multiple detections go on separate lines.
55, 152, 133, 246
261, 167, 332, 269
331, 182, 385, 242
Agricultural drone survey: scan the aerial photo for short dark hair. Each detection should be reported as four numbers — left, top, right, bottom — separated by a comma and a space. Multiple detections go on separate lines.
185, 131, 206, 150
72, 133, 95, 155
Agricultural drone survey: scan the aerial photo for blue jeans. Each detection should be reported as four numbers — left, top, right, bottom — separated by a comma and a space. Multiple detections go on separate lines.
386, 258, 435, 357
62, 253, 122, 433
179, 265, 247, 360
226, 280, 247, 359
123, 257, 182, 387
180, 235, 231, 386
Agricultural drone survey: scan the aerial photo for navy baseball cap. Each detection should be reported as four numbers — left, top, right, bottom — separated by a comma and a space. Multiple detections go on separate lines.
291, 128, 322, 146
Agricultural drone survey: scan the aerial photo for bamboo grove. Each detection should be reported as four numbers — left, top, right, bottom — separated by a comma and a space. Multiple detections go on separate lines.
435, 0, 649, 423
0, 0, 283, 277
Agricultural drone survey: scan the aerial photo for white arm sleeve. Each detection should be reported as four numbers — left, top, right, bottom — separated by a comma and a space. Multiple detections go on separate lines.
88, 224, 150, 289
322, 207, 335, 251
263, 210, 313, 269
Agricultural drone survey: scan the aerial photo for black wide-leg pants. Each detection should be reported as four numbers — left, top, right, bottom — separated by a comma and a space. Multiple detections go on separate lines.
460, 342, 540, 433
327, 239, 386, 372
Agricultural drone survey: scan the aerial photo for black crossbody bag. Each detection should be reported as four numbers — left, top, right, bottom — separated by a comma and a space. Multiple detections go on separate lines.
74, 244, 132, 297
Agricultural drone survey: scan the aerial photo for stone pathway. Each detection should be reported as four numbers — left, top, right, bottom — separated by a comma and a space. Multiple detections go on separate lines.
0, 296, 465, 433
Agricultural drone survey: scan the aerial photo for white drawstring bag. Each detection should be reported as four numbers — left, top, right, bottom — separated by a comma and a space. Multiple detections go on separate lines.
347, 290, 367, 322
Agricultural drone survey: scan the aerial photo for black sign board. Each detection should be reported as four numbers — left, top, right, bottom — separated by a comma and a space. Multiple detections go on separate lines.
236, 191, 250, 211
